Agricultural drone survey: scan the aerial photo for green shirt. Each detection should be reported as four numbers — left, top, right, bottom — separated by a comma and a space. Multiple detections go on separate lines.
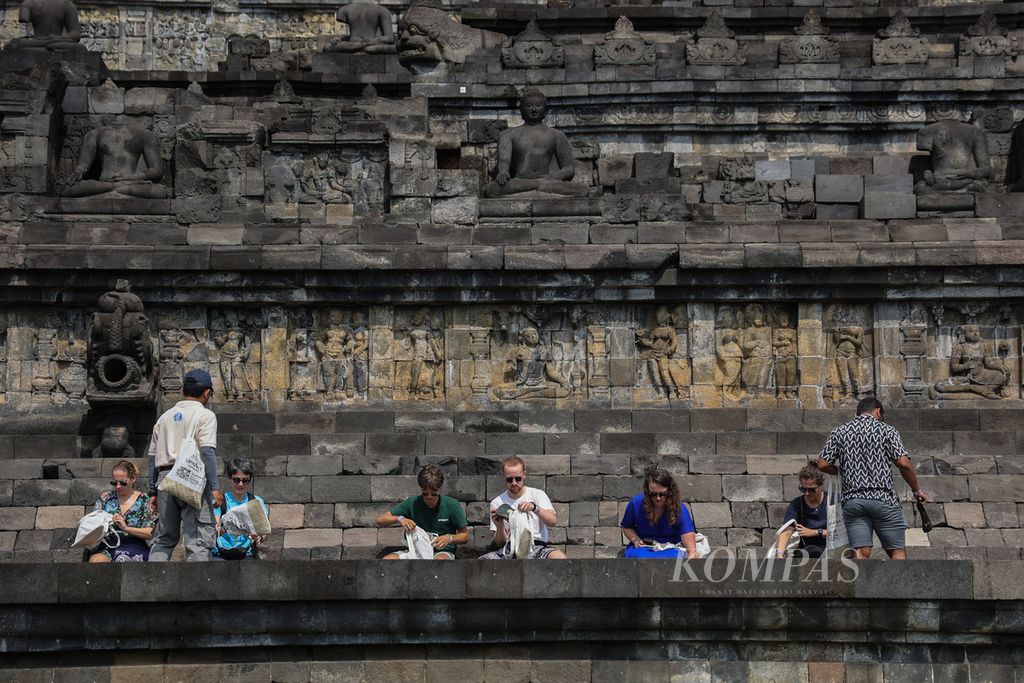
390, 495, 468, 555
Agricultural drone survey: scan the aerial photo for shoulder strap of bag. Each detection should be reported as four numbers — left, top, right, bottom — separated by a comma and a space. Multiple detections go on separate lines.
185, 408, 204, 442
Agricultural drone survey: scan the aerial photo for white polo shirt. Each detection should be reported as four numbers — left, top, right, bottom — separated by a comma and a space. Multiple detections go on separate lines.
147, 400, 218, 469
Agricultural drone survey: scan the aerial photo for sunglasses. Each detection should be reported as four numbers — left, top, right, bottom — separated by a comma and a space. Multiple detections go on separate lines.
231, 477, 251, 485
421, 490, 440, 498
505, 476, 524, 483
647, 491, 669, 499
110, 479, 130, 487
798, 486, 819, 493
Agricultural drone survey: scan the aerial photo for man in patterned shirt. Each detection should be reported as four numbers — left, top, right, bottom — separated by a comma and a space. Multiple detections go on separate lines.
817, 397, 928, 560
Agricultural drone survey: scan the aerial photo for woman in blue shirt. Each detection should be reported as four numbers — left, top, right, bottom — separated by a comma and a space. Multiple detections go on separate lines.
620, 469, 697, 559
213, 458, 269, 560
774, 463, 828, 558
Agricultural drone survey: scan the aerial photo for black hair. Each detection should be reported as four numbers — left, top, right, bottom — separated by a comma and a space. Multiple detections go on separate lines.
183, 384, 208, 398
856, 396, 883, 416
225, 457, 255, 478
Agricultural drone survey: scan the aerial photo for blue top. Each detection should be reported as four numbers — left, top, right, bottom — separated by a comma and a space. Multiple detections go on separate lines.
783, 495, 827, 549
620, 493, 696, 544
214, 491, 269, 558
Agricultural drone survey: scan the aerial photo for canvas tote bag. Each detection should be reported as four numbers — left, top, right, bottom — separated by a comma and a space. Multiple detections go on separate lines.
825, 472, 849, 550
157, 410, 206, 509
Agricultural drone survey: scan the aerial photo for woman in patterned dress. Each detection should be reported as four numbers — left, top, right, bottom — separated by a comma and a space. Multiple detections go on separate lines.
87, 460, 156, 562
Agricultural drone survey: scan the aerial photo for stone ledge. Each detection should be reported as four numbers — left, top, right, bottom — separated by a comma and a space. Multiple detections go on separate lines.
0, 560, 1020, 605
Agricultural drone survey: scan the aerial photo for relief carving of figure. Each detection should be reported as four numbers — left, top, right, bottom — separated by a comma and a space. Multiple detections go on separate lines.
495, 327, 570, 400
484, 89, 599, 198
407, 308, 443, 400
214, 329, 254, 401
56, 329, 87, 398
716, 308, 744, 400
10, 0, 84, 49
914, 119, 992, 194
773, 310, 797, 399
63, 124, 168, 199
740, 304, 773, 391
636, 306, 685, 399
324, 0, 396, 54
350, 310, 369, 395
833, 324, 866, 399
289, 329, 319, 400
316, 313, 354, 400
931, 325, 1011, 399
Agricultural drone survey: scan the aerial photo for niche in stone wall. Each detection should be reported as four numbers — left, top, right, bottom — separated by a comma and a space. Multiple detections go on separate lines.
824, 304, 875, 405
713, 303, 799, 403
924, 303, 1021, 401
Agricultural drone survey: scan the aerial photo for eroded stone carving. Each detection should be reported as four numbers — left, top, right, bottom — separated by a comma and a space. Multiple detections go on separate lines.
686, 10, 746, 66
960, 11, 1018, 58
10, 0, 84, 50
63, 122, 168, 198
636, 306, 687, 400
87, 280, 157, 406
484, 88, 598, 198
913, 119, 992, 194
289, 329, 319, 400
716, 307, 745, 401
324, 0, 395, 54
397, 0, 502, 73
931, 324, 1011, 399
873, 10, 928, 65
213, 328, 255, 401
779, 10, 839, 64
594, 16, 655, 67
395, 307, 444, 401
493, 327, 569, 400
315, 310, 355, 400
827, 305, 873, 402
502, 19, 563, 69
773, 310, 798, 399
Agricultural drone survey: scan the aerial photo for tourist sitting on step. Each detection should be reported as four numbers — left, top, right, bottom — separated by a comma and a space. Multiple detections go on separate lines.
212, 458, 269, 560
376, 463, 469, 560
86, 460, 156, 563
773, 462, 828, 559
480, 456, 567, 560
620, 469, 698, 559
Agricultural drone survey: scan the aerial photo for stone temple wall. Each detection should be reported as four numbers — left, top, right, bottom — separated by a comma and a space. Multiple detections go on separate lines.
2, 0, 1024, 568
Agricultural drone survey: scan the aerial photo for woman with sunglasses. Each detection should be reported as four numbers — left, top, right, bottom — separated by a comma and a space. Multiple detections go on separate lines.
774, 462, 828, 559
620, 469, 697, 559
87, 460, 156, 562
212, 458, 268, 560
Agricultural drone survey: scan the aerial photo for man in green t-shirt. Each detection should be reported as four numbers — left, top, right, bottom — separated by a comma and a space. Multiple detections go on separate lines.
376, 463, 469, 559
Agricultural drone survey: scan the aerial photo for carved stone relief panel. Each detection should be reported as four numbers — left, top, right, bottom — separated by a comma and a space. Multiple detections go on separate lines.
594, 16, 656, 67
825, 304, 875, 404
779, 10, 839, 64
925, 303, 1020, 401
392, 307, 445, 402
714, 303, 799, 402
287, 307, 370, 402
501, 19, 564, 69
686, 10, 746, 66
872, 10, 928, 65
634, 305, 689, 402
959, 11, 1018, 59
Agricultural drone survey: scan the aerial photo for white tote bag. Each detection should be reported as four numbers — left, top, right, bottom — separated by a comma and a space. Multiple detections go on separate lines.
403, 527, 436, 559
765, 519, 802, 559
826, 472, 849, 550
221, 499, 272, 538
508, 509, 533, 558
157, 411, 206, 509
72, 510, 121, 550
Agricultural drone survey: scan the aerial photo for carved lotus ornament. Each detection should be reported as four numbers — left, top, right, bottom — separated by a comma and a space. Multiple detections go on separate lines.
779, 10, 839, 64
686, 10, 746, 65
501, 19, 564, 69
873, 11, 928, 65
960, 11, 1018, 58
594, 16, 655, 66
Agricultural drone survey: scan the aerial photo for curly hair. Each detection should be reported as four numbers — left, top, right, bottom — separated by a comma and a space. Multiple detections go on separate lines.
798, 461, 824, 486
642, 468, 681, 527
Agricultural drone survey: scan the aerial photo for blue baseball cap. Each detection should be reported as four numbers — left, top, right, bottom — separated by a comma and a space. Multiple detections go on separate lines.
183, 369, 214, 390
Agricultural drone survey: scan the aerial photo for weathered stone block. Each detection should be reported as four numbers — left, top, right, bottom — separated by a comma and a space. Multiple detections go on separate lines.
815, 175, 864, 203
861, 191, 917, 220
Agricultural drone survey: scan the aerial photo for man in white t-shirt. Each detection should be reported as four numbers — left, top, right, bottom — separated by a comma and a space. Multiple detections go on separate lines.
480, 456, 566, 560
147, 369, 223, 561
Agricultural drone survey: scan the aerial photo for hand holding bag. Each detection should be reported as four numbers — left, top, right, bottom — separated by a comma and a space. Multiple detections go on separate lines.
72, 510, 121, 550
825, 472, 849, 551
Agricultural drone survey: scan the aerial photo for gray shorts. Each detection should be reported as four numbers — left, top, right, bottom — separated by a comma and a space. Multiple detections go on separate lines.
842, 498, 907, 550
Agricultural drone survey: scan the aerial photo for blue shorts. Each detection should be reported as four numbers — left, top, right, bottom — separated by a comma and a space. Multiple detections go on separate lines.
842, 499, 907, 550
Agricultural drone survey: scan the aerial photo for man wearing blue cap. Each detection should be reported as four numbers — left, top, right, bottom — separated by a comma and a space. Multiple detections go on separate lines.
147, 369, 224, 561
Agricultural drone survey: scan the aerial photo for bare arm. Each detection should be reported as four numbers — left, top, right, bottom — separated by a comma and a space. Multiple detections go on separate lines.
495, 133, 512, 183
377, 510, 415, 531
64, 2, 82, 40
774, 528, 794, 557
817, 456, 838, 476
895, 455, 927, 501
681, 531, 697, 557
